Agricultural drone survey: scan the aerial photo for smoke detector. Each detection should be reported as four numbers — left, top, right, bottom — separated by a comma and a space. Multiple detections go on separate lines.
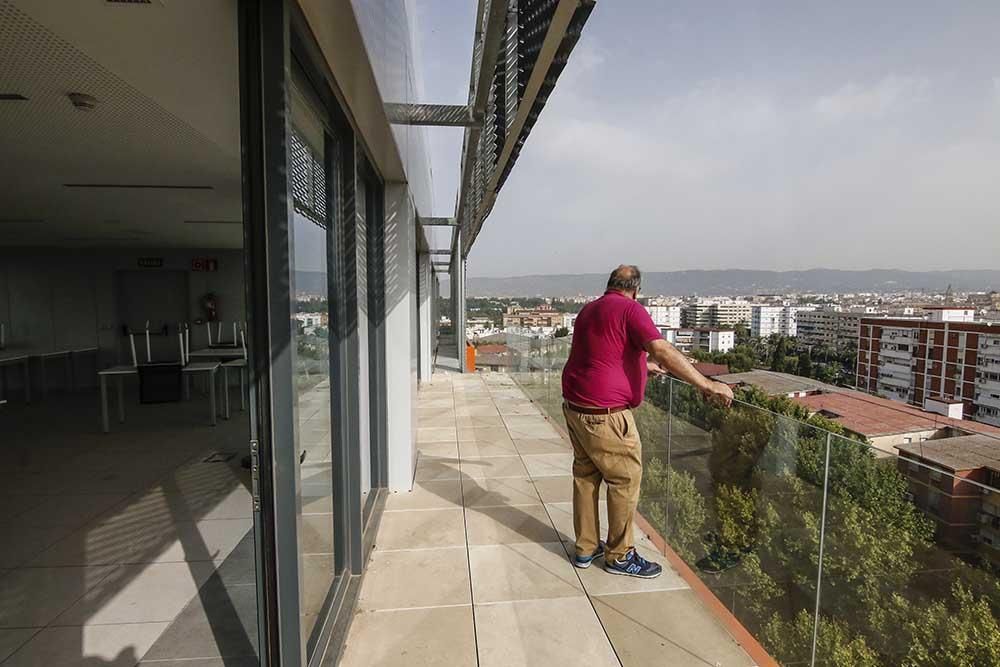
67, 92, 98, 111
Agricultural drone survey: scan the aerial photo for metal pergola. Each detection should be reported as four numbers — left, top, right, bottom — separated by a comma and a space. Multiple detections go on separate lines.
390, 0, 596, 366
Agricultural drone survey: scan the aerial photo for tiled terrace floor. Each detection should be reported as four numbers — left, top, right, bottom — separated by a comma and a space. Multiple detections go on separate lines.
0, 382, 259, 666
340, 370, 756, 666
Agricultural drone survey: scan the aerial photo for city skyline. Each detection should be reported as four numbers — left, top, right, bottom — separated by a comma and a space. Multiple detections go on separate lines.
416, 1, 1000, 278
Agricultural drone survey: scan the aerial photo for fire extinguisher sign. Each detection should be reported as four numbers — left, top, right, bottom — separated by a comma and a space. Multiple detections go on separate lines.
192, 258, 219, 272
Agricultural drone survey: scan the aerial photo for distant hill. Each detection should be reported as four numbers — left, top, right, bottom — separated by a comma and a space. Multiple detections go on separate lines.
466, 269, 1000, 297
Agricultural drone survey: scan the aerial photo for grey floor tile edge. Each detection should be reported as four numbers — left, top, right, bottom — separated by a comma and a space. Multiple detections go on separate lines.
139, 528, 259, 663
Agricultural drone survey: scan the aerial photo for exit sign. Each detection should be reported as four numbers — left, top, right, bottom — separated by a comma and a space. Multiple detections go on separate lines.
192, 258, 218, 272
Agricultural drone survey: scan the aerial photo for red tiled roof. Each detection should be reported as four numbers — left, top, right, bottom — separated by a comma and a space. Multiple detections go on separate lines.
692, 363, 730, 378
793, 390, 1000, 438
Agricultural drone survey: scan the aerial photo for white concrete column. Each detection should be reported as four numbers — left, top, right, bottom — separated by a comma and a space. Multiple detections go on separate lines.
383, 183, 418, 490
417, 250, 433, 381
450, 231, 466, 371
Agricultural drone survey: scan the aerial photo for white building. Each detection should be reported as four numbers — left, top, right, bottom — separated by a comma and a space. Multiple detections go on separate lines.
645, 305, 681, 328
797, 310, 873, 349
681, 301, 751, 328
661, 328, 735, 354
713, 301, 753, 328
750, 304, 817, 338
928, 307, 976, 323
681, 302, 715, 328
751, 305, 785, 338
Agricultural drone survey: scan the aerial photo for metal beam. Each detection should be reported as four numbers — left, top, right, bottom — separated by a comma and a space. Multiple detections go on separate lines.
384, 103, 482, 128
418, 216, 458, 227
429, 250, 451, 256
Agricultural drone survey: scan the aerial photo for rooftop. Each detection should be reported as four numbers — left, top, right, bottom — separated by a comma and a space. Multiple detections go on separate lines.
794, 390, 1000, 438
896, 433, 1000, 472
715, 370, 839, 396
691, 362, 731, 378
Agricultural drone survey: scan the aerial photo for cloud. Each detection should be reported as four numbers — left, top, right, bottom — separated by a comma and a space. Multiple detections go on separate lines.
814, 75, 929, 122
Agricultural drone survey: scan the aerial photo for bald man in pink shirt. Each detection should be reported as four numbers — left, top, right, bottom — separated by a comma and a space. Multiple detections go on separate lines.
561, 265, 733, 578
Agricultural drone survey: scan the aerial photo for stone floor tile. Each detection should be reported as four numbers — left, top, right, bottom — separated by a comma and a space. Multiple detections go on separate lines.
592, 590, 756, 667
359, 547, 470, 610
465, 505, 559, 546
469, 542, 583, 603
4, 622, 169, 667
383, 480, 464, 511
374, 508, 466, 550
474, 597, 619, 667
460, 455, 528, 479
461, 477, 541, 508
340, 606, 476, 667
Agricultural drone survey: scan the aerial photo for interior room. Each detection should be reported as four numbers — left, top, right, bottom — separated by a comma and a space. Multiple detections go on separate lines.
0, 1, 264, 664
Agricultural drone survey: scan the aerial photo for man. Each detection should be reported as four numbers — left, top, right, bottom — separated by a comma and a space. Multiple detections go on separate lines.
561, 265, 733, 578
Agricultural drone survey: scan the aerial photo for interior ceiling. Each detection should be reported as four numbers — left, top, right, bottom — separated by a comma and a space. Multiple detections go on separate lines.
0, 0, 243, 249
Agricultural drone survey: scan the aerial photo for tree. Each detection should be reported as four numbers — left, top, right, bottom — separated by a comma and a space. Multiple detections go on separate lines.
763, 611, 881, 667
552, 326, 570, 338
797, 350, 813, 378
655, 382, 991, 666
639, 459, 707, 562
770, 335, 790, 371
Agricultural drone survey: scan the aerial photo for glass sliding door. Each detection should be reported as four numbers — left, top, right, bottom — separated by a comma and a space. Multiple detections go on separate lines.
356, 173, 373, 511
287, 67, 340, 661
361, 165, 387, 507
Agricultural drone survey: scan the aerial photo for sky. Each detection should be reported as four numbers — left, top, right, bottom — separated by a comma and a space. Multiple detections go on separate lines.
415, 1, 1000, 278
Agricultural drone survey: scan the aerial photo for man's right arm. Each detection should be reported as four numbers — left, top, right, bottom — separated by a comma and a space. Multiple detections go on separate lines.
643, 338, 734, 406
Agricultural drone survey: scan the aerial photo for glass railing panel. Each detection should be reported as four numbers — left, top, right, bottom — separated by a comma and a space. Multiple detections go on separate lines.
816, 433, 1000, 667
650, 377, 823, 666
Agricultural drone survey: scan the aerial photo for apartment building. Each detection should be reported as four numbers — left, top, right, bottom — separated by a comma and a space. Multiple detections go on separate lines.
681, 302, 715, 328
681, 301, 751, 328
661, 327, 735, 354
856, 308, 1000, 426
502, 304, 563, 329
896, 435, 1000, 566
714, 300, 753, 327
749, 303, 816, 338
645, 304, 682, 328
797, 309, 873, 349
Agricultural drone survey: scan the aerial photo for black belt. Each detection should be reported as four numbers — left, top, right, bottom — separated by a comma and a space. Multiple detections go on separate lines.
565, 402, 629, 415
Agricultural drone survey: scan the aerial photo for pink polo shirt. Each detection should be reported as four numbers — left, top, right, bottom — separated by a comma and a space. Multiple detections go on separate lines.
562, 291, 663, 409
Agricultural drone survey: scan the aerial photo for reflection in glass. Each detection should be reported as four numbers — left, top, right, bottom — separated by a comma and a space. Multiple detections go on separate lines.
289, 81, 335, 657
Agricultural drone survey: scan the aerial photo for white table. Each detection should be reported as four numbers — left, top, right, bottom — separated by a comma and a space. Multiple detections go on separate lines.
98, 361, 222, 433
0, 353, 31, 404
37, 346, 99, 397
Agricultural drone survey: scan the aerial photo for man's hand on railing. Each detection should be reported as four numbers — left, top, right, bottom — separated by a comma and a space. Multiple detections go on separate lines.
647, 360, 667, 376
699, 380, 734, 407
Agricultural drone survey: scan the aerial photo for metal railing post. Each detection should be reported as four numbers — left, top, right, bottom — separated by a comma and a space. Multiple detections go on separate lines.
665, 376, 674, 537
810, 432, 833, 667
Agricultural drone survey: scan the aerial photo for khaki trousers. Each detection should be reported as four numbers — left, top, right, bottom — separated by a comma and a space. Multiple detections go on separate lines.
562, 404, 642, 561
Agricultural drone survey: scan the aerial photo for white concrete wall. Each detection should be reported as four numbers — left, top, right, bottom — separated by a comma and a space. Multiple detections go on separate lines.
0, 248, 244, 387
384, 183, 419, 490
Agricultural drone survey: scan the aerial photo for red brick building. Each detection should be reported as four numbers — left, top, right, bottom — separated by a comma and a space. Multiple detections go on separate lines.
896, 435, 1000, 568
856, 310, 1000, 426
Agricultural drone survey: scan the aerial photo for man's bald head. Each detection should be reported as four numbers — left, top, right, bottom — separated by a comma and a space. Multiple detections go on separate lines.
607, 265, 642, 296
